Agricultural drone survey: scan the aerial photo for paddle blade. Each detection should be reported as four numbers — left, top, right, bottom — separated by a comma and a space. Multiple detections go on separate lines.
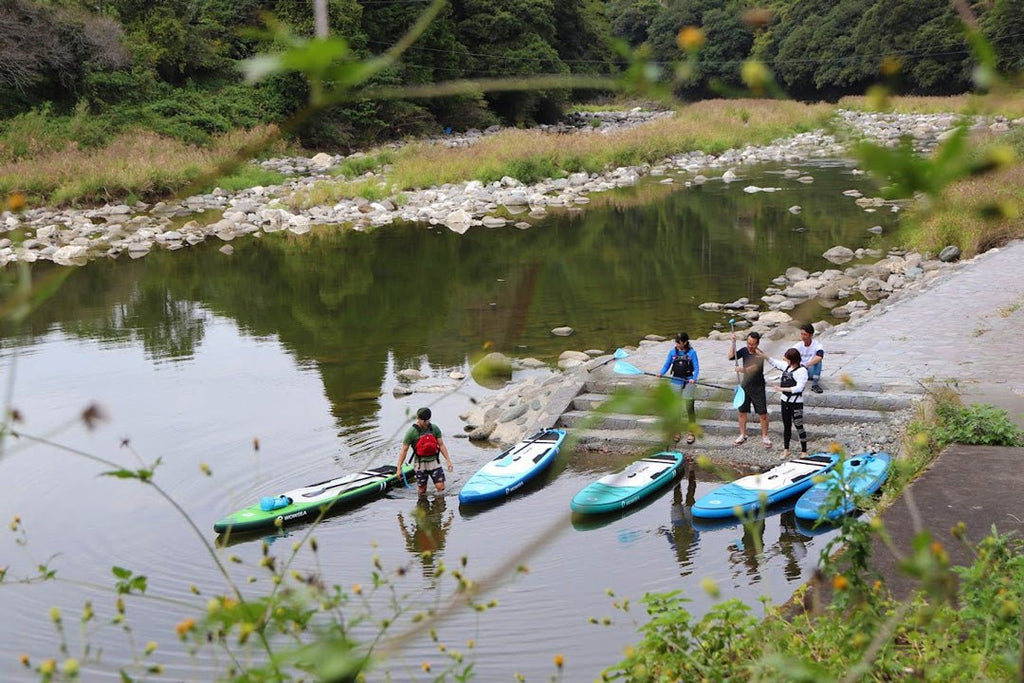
732, 385, 746, 409
613, 360, 644, 376
613, 348, 629, 359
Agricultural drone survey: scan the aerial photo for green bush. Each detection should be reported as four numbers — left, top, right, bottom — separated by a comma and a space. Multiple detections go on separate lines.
934, 401, 1023, 447
501, 156, 561, 184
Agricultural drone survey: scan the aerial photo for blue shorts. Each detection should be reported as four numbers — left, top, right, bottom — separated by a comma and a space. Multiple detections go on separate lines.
415, 463, 446, 489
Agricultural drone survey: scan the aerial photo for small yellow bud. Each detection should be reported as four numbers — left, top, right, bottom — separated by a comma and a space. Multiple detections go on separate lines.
6, 193, 27, 212
880, 56, 902, 77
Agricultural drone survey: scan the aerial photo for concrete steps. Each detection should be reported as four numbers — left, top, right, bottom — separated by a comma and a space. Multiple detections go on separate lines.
566, 394, 893, 425
557, 382, 923, 458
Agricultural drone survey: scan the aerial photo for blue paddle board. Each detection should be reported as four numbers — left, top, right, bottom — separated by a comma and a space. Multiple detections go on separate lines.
458, 429, 566, 505
794, 451, 891, 522
570, 451, 684, 515
691, 453, 839, 519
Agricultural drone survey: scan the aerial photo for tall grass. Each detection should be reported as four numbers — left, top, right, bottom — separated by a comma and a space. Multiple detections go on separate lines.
0, 126, 285, 206
388, 99, 832, 190
839, 93, 1024, 118
288, 177, 396, 209
899, 127, 1024, 257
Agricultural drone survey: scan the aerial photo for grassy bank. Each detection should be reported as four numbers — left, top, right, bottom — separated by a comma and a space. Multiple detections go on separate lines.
288, 99, 832, 208
4, 99, 832, 209
387, 99, 833, 190
897, 127, 1024, 258
838, 93, 1024, 118
0, 125, 288, 207
605, 392, 1024, 681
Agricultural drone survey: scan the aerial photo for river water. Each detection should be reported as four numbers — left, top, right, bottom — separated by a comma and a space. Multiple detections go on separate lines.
0, 160, 894, 680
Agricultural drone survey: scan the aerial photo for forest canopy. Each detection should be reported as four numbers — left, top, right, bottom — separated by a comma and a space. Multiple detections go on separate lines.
1, 0, 1020, 150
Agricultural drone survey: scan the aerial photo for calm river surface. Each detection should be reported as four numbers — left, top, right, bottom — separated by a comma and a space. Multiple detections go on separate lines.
0, 160, 895, 680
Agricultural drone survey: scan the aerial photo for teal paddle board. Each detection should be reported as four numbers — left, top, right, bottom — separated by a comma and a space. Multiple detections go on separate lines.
214, 464, 412, 534
794, 451, 891, 522
570, 451, 684, 515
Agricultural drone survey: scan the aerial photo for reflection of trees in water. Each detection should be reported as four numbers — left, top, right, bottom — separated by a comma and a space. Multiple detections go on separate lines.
120, 286, 207, 360
663, 467, 699, 575
7, 166, 894, 428
397, 495, 453, 581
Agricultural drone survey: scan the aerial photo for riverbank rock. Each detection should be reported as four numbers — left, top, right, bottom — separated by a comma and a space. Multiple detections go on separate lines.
823, 246, 855, 264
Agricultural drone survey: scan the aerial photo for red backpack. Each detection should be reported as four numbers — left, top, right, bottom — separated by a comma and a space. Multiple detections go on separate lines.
414, 424, 440, 458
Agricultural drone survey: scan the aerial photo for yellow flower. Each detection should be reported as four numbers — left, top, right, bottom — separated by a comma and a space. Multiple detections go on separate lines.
19, 654, 30, 667
700, 577, 720, 598
352, 583, 363, 595
554, 653, 565, 668
64, 658, 80, 676
677, 26, 705, 51
740, 59, 771, 93
832, 575, 849, 591
880, 56, 902, 77
175, 618, 196, 638
6, 193, 27, 212
421, 661, 431, 673
39, 659, 56, 675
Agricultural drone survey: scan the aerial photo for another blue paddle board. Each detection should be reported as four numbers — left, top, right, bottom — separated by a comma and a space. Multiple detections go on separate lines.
570, 451, 684, 515
459, 429, 566, 505
691, 453, 839, 519
794, 451, 891, 522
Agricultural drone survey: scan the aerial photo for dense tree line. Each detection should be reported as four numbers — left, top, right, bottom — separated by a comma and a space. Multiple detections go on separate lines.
0, 0, 1020, 150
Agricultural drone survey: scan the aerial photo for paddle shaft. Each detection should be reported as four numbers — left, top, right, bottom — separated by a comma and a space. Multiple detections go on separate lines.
728, 319, 748, 408
619, 363, 732, 391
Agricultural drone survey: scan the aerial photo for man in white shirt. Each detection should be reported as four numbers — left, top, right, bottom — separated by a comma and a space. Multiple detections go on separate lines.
790, 323, 824, 393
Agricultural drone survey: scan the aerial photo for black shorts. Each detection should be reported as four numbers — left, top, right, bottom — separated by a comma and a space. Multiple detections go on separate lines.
738, 385, 768, 415
414, 463, 446, 488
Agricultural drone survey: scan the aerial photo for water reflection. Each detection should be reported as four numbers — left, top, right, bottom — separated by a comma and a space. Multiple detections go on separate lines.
661, 468, 700, 575
397, 495, 454, 582
6, 163, 894, 434
687, 495, 818, 583
776, 510, 811, 580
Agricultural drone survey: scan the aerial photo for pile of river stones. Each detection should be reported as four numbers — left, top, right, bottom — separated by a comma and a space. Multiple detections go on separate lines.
2, 109, 1018, 267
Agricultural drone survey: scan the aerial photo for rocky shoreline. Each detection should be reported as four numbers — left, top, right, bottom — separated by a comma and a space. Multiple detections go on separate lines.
2, 109, 1017, 267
